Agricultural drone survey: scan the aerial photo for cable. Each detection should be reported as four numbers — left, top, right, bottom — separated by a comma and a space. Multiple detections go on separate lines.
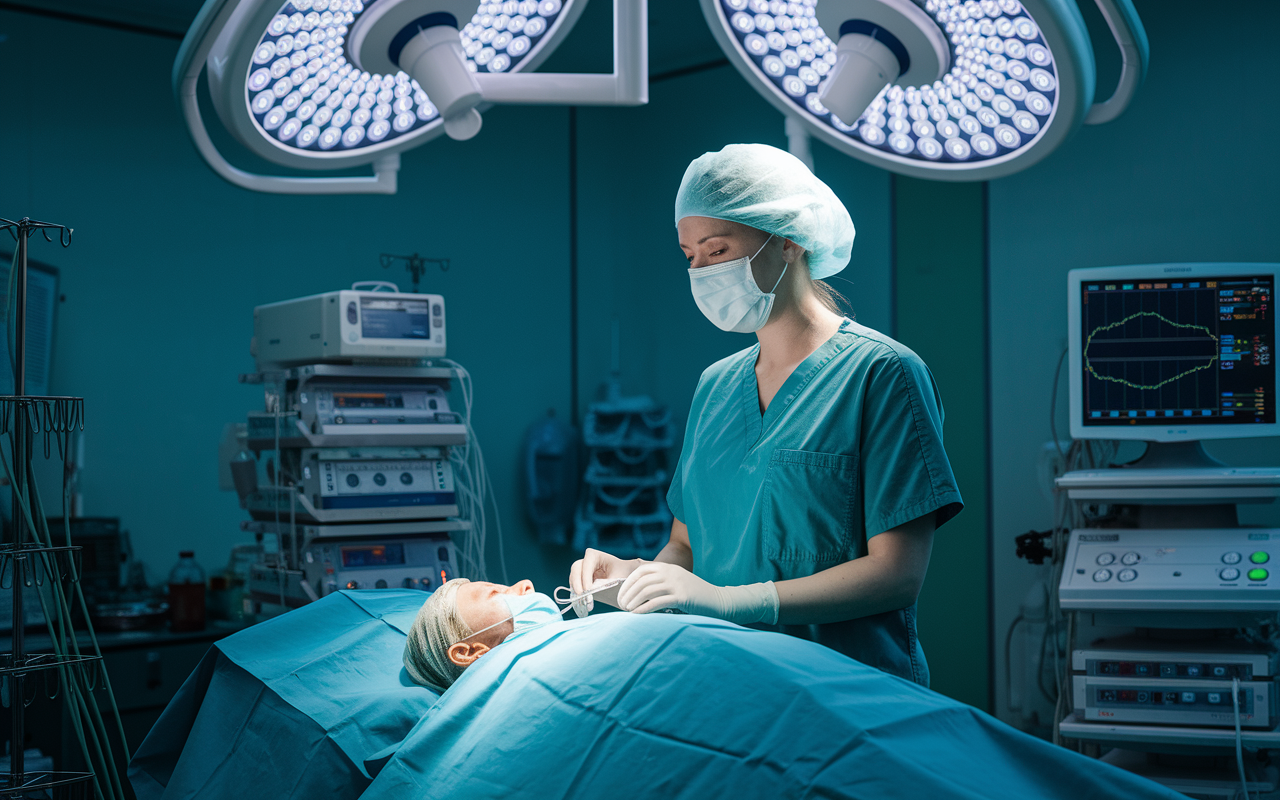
1233, 677, 1252, 800
439, 358, 509, 584
1049, 347, 1068, 461
1003, 614, 1025, 715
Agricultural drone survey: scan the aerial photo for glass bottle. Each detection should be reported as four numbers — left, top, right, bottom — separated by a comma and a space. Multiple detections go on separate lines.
168, 551, 207, 632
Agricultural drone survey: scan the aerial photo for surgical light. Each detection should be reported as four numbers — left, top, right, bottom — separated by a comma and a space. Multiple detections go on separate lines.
175, 0, 647, 193
702, 0, 1148, 181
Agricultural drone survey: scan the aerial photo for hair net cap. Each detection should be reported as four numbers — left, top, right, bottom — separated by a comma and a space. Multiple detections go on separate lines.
674, 143, 855, 280
404, 578, 472, 690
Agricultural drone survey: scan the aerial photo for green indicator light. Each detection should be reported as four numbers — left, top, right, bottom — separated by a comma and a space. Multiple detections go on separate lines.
1248, 568, 1269, 582
1251, 552, 1270, 564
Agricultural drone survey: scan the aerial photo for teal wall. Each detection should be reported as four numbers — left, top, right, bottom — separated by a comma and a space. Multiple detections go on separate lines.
988, 0, 1280, 726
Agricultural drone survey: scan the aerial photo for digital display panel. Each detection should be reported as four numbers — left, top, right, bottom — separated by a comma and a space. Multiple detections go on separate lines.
360, 298, 430, 340
334, 392, 404, 409
340, 543, 406, 568
1080, 276, 1274, 426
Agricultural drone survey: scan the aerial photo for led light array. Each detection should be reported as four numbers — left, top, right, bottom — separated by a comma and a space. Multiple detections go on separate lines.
246, 0, 566, 153
720, 0, 1059, 163
460, 0, 565, 74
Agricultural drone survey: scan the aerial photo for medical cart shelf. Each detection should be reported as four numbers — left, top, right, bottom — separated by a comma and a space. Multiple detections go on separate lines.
240, 363, 461, 385
1060, 712, 1280, 749
245, 415, 467, 450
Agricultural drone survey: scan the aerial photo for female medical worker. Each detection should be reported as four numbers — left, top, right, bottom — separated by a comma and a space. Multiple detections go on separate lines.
569, 143, 963, 686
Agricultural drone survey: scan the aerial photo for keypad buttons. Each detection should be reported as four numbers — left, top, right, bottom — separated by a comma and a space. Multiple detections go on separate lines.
1121, 552, 1141, 566
1249, 568, 1269, 581
1093, 569, 1113, 582
1117, 569, 1138, 582
1221, 567, 1241, 581
1207, 692, 1223, 704
1096, 552, 1115, 566
1251, 551, 1270, 564
1180, 692, 1197, 704
1223, 552, 1242, 564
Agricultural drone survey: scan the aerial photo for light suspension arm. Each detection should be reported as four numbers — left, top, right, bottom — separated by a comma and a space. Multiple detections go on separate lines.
473, 0, 648, 106
1083, 0, 1148, 125
174, 0, 399, 194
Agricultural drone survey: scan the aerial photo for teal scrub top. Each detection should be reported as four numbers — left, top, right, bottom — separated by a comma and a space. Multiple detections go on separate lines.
666, 318, 963, 686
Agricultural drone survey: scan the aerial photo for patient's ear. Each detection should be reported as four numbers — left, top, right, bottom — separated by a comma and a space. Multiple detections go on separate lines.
448, 641, 490, 667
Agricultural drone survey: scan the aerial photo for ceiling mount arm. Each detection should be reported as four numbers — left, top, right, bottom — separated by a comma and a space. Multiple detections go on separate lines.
1083, 0, 1149, 125
173, 0, 400, 194
472, 0, 648, 106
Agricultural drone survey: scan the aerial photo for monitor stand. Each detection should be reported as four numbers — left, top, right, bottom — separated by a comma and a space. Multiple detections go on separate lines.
1128, 441, 1226, 470
1054, 440, 1280, 527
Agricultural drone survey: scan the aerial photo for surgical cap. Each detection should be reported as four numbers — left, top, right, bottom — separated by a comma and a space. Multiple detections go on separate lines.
404, 578, 472, 690
674, 143, 855, 280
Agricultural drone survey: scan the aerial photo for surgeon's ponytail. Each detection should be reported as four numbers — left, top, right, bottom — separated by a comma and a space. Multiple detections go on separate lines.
798, 251, 852, 318
813, 280, 851, 317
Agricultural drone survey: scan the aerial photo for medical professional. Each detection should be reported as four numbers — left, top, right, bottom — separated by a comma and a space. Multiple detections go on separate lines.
570, 143, 962, 686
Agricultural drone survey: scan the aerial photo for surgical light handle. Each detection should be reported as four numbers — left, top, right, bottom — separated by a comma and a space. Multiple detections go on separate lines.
1083, 0, 1148, 125
175, 0, 399, 194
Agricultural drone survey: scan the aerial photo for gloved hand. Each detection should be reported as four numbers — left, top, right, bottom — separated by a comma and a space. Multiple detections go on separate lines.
616, 562, 779, 625
568, 548, 643, 616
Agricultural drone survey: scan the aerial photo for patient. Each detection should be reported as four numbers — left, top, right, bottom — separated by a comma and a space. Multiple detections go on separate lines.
404, 579, 549, 689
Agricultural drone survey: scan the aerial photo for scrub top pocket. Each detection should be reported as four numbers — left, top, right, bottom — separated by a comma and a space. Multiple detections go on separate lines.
763, 449, 858, 566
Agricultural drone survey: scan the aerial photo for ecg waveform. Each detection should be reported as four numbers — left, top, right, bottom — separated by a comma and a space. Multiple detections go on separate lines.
1084, 311, 1219, 391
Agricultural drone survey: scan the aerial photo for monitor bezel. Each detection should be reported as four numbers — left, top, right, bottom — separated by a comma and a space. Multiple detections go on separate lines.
1067, 263, 1280, 443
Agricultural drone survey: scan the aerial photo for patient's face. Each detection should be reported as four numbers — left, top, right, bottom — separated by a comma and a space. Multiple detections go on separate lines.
456, 579, 535, 647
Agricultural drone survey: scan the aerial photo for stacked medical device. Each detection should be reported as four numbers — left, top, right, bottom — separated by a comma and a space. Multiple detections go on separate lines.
1049, 264, 1280, 798
573, 378, 672, 559
224, 282, 495, 610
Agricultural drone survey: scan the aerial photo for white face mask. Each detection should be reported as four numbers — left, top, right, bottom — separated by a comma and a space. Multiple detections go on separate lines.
688, 234, 788, 333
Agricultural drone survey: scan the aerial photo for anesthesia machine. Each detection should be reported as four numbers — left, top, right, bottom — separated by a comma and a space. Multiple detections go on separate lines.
222, 282, 498, 610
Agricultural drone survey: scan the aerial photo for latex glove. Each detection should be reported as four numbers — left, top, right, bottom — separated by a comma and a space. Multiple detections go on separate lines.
568, 548, 642, 616
616, 562, 779, 625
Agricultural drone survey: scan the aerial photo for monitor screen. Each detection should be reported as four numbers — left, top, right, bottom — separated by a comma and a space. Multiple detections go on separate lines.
1079, 274, 1273, 428
360, 297, 430, 340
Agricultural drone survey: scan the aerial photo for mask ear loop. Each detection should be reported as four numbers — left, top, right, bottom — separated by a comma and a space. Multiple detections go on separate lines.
455, 596, 575, 645
454, 613, 514, 644
749, 234, 788, 295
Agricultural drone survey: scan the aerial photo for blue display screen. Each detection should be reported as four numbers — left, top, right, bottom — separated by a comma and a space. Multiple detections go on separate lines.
360, 298, 430, 340
1081, 276, 1274, 426
340, 543, 405, 568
